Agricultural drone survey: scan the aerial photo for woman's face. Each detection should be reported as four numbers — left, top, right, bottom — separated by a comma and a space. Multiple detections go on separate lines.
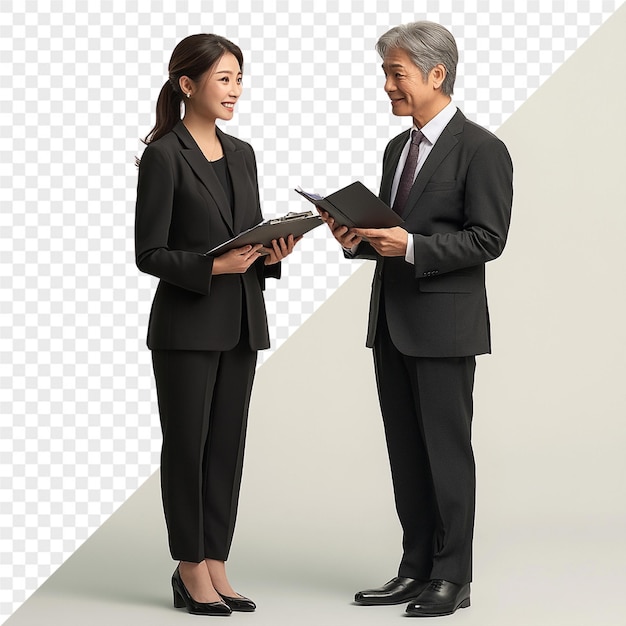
185, 52, 243, 122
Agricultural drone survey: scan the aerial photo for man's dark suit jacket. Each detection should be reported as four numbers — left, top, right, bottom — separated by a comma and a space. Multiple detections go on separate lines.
358, 109, 513, 357
135, 121, 280, 352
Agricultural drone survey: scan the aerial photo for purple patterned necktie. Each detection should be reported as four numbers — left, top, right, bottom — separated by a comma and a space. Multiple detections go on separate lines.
392, 129, 423, 215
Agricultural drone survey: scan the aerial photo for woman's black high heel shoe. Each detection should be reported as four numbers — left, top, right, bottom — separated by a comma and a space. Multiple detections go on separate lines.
172, 567, 232, 616
218, 593, 256, 612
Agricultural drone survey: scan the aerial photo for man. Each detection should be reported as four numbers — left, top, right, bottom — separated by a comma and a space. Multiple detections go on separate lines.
320, 22, 513, 617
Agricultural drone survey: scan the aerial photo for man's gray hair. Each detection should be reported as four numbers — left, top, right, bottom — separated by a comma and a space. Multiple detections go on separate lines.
376, 21, 458, 96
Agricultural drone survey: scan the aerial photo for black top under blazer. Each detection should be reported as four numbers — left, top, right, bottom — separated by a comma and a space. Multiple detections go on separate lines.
357, 109, 513, 357
135, 121, 280, 352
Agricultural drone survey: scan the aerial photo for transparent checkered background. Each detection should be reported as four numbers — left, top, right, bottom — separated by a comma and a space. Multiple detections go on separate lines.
0, 0, 622, 621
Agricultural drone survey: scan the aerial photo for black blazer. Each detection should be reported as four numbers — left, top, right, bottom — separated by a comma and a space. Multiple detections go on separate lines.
357, 109, 513, 357
135, 121, 280, 351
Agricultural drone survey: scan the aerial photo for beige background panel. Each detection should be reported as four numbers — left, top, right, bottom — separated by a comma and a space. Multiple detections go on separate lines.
478, 0, 626, 529
6, 5, 626, 625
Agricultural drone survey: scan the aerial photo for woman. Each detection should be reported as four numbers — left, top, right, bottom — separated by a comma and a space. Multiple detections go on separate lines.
135, 34, 297, 616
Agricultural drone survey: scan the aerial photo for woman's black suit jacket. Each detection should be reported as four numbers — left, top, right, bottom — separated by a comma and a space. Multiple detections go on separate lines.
135, 121, 280, 351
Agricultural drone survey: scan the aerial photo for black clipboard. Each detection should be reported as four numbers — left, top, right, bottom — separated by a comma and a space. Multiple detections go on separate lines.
206, 211, 322, 256
295, 181, 403, 228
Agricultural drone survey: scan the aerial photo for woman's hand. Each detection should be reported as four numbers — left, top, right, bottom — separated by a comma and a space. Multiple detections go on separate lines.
317, 209, 362, 250
212, 244, 265, 275
263, 235, 301, 265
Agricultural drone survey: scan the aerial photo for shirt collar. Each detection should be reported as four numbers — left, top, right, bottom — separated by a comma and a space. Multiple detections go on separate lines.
413, 100, 457, 145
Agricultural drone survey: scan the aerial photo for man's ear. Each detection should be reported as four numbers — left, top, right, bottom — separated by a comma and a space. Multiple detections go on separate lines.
430, 64, 447, 90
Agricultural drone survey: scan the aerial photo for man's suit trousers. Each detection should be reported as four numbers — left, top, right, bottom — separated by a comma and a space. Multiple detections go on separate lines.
373, 302, 476, 584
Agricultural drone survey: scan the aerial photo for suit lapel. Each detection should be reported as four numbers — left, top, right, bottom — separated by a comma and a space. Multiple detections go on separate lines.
380, 130, 409, 205
402, 110, 465, 219
219, 128, 251, 236
173, 121, 235, 234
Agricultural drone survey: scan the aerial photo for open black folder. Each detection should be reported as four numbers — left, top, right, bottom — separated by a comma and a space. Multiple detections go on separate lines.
296, 181, 403, 228
206, 211, 322, 256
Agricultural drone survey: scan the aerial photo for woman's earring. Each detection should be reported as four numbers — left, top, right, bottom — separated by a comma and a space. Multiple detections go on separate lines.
186, 92, 190, 98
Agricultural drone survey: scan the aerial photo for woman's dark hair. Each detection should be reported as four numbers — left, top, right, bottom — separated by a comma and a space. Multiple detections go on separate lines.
144, 34, 244, 144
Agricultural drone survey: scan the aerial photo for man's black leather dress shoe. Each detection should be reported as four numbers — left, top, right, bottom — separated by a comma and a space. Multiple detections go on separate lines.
354, 576, 429, 605
405, 579, 470, 617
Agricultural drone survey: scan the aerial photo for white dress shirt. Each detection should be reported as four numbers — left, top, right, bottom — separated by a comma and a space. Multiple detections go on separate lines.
391, 101, 457, 264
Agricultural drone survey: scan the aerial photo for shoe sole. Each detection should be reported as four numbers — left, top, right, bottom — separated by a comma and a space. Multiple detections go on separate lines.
355, 594, 425, 606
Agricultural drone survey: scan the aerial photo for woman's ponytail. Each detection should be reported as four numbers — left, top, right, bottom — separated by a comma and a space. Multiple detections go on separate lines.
143, 79, 182, 144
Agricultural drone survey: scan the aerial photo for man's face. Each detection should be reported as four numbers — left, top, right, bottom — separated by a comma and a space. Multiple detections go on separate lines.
381, 48, 436, 124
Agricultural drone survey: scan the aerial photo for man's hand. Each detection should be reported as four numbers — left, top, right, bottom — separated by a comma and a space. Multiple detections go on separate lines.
352, 227, 408, 257
317, 209, 362, 249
